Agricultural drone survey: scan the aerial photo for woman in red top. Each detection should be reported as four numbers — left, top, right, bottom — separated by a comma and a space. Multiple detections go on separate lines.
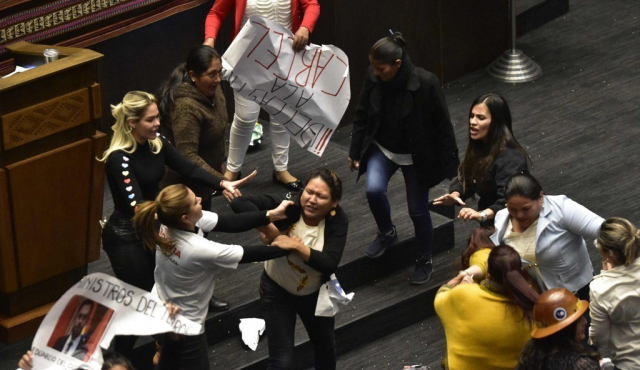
203, 0, 320, 190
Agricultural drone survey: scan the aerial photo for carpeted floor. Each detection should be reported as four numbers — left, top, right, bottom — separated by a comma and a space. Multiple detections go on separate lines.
1, 0, 639, 368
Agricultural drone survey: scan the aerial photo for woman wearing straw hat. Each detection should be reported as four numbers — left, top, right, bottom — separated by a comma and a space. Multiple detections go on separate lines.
517, 288, 600, 370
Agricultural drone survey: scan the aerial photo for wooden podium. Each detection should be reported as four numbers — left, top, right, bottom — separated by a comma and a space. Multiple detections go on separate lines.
0, 42, 106, 342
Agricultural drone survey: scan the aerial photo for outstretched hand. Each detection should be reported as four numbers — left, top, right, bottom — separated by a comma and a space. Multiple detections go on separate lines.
432, 192, 465, 206
222, 170, 258, 201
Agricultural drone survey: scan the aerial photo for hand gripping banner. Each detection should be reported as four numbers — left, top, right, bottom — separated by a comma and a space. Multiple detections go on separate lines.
222, 15, 351, 156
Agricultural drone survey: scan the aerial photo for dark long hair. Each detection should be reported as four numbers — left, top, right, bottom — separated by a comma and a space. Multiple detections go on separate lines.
456, 226, 495, 270
458, 93, 529, 190
516, 321, 599, 370
488, 245, 539, 322
158, 45, 220, 119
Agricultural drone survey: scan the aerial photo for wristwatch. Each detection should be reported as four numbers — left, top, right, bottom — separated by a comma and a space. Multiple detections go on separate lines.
479, 211, 488, 222
265, 211, 271, 223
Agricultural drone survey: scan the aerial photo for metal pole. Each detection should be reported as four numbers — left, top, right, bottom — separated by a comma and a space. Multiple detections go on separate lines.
510, 0, 516, 52
486, 0, 543, 83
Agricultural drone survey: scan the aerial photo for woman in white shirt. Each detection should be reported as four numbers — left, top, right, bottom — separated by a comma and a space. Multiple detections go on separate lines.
132, 184, 295, 370
589, 217, 640, 369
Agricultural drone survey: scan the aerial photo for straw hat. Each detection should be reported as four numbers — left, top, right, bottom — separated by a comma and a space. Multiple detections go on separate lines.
531, 288, 588, 338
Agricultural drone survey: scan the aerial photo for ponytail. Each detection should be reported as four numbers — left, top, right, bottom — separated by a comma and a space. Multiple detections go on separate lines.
158, 63, 188, 119
370, 31, 406, 65
131, 184, 192, 253
157, 45, 220, 135
597, 217, 640, 266
132, 200, 172, 252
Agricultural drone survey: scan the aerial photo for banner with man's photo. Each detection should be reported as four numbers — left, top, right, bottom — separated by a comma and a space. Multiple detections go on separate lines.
27, 272, 200, 370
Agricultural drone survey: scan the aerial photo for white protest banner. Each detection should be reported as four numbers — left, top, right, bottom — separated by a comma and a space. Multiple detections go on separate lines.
222, 15, 350, 156
28, 272, 201, 370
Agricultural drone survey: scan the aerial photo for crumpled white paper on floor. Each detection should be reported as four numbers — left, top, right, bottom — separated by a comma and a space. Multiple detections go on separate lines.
239, 318, 266, 351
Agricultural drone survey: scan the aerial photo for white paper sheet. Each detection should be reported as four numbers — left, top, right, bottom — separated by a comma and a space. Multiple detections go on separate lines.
222, 15, 351, 156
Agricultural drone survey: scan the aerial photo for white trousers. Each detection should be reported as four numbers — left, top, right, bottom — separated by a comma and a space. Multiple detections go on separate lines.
227, 90, 291, 172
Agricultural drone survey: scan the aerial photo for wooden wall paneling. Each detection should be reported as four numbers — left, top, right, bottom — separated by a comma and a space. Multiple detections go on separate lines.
0, 168, 18, 293
0, 266, 86, 317
1, 88, 91, 150
89, 83, 102, 121
86, 131, 107, 263
0, 61, 96, 116
6, 139, 92, 287
439, 0, 509, 83
0, 302, 54, 343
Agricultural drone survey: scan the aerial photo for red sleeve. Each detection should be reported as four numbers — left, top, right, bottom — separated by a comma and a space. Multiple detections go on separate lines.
204, 0, 236, 40
298, 0, 320, 33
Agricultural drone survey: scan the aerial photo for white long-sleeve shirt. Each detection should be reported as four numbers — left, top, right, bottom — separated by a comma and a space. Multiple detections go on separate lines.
589, 257, 640, 368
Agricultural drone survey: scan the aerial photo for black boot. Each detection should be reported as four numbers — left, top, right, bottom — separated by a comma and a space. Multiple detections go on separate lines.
209, 295, 230, 312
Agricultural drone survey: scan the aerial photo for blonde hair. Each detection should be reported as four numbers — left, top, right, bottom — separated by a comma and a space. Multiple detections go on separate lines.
597, 217, 640, 266
99, 91, 163, 161
132, 184, 192, 252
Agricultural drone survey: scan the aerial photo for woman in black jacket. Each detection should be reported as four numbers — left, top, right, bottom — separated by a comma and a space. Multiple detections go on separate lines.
348, 32, 459, 284
434, 93, 529, 225
231, 168, 347, 370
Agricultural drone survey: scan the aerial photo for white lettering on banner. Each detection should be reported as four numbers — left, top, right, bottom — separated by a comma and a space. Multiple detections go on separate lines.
29, 273, 201, 370
222, 15, 350, 156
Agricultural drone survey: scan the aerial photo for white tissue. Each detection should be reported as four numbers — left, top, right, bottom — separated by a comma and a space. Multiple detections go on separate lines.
239, 318, 266, 351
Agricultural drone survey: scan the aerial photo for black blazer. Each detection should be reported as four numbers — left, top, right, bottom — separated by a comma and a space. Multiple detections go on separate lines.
230, 191, 348, 277
349, 65, 459, 189
449, 148, 529, 214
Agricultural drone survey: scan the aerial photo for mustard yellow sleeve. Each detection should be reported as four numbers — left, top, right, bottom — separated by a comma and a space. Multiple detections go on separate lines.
434, 284, 452, 314
469, 248, 491, 281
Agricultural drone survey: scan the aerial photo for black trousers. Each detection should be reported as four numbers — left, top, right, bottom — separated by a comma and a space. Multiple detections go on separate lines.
158, 333, 209, 370
260, 272, 336, 370
102, 211, 156, 356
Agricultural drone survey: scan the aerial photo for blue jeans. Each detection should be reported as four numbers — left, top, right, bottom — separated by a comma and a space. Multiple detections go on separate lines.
260, 272, 336, 370
365, 145, 433, 260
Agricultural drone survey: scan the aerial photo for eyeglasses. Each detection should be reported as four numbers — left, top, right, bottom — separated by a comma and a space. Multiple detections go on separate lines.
207, 68, 226, 80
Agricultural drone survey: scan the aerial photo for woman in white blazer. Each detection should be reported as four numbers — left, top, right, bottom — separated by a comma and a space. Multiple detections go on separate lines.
490, 173, 604, 298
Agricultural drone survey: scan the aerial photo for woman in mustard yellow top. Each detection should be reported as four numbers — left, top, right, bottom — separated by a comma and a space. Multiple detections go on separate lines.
435, 245, 539, 369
